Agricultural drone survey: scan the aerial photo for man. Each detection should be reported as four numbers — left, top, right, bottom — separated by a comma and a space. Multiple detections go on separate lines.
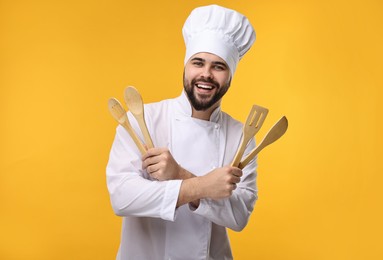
107, 4, 257, 260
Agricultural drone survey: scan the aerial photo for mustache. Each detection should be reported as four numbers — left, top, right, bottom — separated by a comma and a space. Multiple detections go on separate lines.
191, 78, 220, 88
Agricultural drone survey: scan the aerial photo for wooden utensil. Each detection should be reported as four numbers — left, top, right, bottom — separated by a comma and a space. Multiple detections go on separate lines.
108, 97, 147, 155
231, 105, 269, 167
124, 86, 154, 149
238, 116, 288, 169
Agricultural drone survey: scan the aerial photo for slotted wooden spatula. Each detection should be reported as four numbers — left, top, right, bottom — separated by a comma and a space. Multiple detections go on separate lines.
108, 98, 147, 155
238, 116, 288, 169
231, 104, 269, 167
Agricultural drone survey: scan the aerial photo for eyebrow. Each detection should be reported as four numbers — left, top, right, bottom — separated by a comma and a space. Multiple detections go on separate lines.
190, 57, 205, 62
190, 57, 228, 69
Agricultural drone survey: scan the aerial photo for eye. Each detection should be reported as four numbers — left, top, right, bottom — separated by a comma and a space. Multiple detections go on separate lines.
214, 64, 226, 71
192, 61, 204, 67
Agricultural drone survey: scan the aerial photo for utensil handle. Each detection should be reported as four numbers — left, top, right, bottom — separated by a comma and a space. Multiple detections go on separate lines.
137, 119, 154, 149
238, 144, 262, 169
121, 121, 147, 155
231, 140, 246, 167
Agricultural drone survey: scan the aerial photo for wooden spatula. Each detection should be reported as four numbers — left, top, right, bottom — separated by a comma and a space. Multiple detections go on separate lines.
238, 116, 288, 169
108, 97, 147, 155
124, 86, 154, 149
231, 104, 269, 167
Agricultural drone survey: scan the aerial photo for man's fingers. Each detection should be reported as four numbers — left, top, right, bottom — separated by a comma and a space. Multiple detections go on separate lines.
142, 155, 162, 169
232, 176, 241, 184
142, 147, 168, 161
142, 148, 168, 169
141, 148, 160, 161
147, 164, 160, 174
230, 167, 243, 178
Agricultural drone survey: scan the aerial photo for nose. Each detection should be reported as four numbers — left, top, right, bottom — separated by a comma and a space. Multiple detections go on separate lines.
201, 66, 213, 79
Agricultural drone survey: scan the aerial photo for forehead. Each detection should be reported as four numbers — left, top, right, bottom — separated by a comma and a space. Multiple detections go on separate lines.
189, 52, 227, 64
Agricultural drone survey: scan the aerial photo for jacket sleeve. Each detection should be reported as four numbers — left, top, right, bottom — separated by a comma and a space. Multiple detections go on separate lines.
190, 141, 258, 231
106, 118, 182, 221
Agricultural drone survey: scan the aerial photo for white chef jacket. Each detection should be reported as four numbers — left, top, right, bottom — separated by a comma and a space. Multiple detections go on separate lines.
106, 91, 258, 260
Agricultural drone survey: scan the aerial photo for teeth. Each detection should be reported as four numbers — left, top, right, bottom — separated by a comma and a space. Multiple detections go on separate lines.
197, 84, 213, 90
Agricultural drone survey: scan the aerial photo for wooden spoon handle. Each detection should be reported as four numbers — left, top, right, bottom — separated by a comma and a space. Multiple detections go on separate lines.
137, 117, 154, 149
121, 120, 147, 155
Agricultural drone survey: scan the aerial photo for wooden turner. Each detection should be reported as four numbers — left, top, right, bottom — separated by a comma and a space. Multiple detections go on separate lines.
238, 116, 288, 169
124, 86, 154, 149
231, 105, 269, 167
108, 97, 147, 155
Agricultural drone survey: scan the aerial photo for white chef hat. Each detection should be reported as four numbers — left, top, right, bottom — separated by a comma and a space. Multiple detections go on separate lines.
182, 5, 256, 75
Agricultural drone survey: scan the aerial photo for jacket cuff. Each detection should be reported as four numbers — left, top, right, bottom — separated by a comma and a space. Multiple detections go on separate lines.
161, 180, 182, 221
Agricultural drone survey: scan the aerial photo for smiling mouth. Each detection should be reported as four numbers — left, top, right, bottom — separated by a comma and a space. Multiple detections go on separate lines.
195, 84, 214, 90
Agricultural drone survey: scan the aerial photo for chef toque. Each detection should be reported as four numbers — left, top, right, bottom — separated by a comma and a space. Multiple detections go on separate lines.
182, 5, 256, 75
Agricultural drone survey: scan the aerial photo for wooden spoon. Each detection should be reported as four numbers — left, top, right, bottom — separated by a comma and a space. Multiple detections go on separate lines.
231, 104, 269, 167
238, 116, 288, 169
124, 86, 154, 149
108, 97, 147, 155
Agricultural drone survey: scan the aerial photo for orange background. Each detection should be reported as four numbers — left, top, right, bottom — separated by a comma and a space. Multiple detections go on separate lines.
1, 0, 382, 259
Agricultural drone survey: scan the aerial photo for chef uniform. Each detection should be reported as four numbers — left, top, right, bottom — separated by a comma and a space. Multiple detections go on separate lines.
106, 5, 257, 260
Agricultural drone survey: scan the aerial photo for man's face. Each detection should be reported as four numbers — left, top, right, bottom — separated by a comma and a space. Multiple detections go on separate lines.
183, 52, 231, 111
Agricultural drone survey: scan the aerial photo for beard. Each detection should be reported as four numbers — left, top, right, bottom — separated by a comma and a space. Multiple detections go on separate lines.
183, 73, 231, 111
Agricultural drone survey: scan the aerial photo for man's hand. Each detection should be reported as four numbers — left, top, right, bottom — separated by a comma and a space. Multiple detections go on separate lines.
177, 166, 242, 207
142, 148, 183, 181
199, 166, 243, 200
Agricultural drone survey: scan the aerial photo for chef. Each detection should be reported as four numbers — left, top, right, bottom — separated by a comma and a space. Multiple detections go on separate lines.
107, 4, 257, 260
